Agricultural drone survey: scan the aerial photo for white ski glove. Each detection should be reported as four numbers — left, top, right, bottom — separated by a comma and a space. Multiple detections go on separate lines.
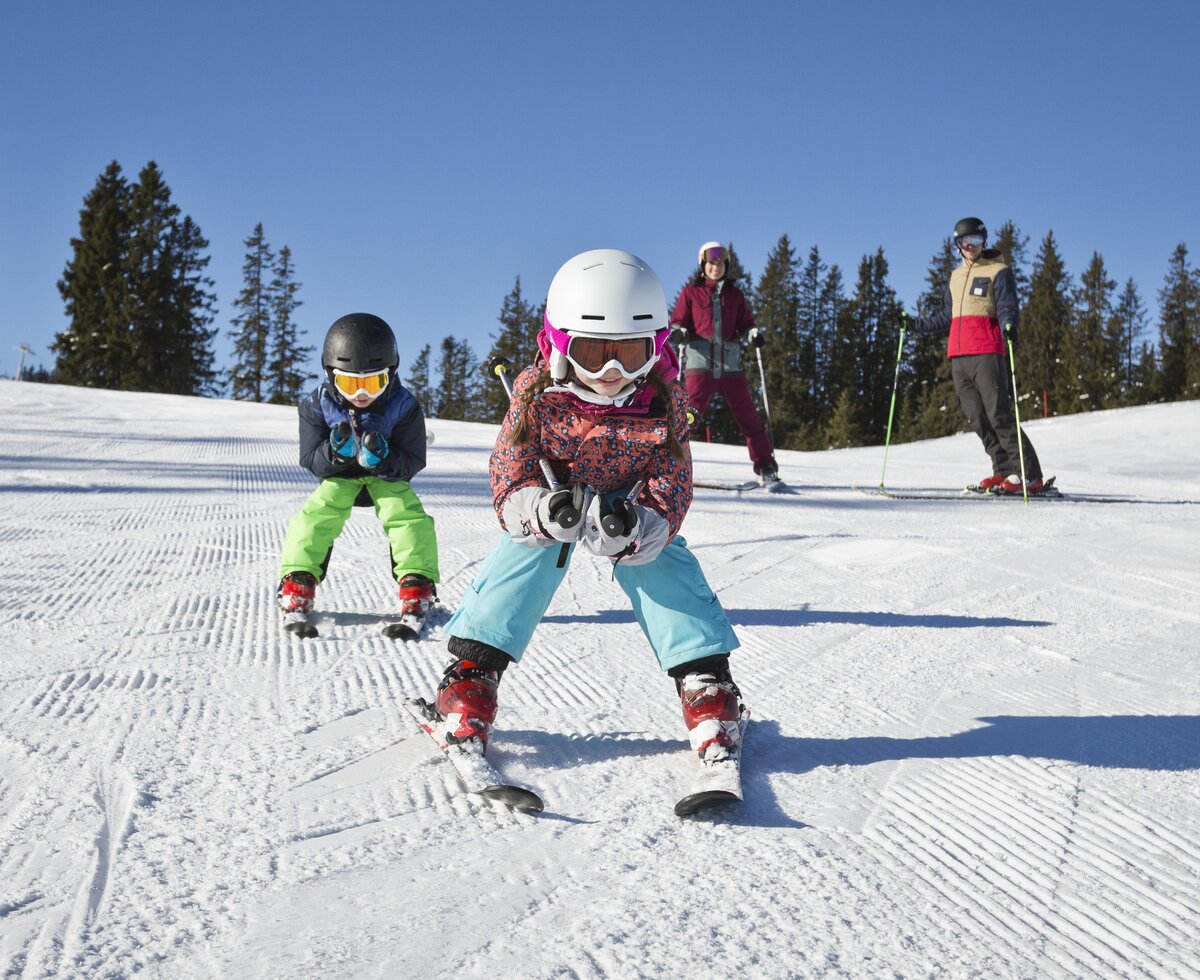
502, 486, 582, 547
580, 494, 670, 565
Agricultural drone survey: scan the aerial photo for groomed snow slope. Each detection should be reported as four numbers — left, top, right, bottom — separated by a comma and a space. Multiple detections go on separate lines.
1, 379, 1198, 979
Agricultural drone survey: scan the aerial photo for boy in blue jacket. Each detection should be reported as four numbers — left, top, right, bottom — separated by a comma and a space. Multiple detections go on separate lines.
277, 313, 439, 636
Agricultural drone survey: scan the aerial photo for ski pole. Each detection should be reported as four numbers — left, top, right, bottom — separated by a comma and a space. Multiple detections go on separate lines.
752, 337, 775, 452
880, 316, 907, 490
1005, 323, 1029, 507
487, 356, 581, 563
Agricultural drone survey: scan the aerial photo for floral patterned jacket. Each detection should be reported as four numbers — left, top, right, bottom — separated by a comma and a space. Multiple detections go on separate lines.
489, 364, 693, 539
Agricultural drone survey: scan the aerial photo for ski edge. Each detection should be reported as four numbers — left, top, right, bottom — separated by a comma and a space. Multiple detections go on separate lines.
675, 709, 750, 818
694, 480, 759, 493
401, 698, 544, 813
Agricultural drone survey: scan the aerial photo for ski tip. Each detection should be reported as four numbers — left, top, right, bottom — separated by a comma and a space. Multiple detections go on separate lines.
480, 785, 545, 813
674, 789, 741, 818
381, 621, 420, 640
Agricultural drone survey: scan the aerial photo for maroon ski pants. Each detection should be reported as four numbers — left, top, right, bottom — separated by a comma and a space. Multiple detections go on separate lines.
684, 372, 777, 474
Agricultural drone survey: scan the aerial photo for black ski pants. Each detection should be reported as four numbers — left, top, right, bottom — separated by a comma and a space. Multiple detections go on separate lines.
951, 353, 1042, 480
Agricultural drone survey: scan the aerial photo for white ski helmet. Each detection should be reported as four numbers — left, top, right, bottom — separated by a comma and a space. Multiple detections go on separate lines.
698, 241, 727, 265
543, 248, 669, 403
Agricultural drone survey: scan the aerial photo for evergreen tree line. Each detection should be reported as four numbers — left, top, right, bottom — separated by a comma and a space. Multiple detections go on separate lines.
42, 162, 1200, 441
50, 161, 311, 403
415, 227, 1200, 450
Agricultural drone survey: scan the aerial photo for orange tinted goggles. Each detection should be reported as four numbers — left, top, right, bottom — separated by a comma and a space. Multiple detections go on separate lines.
566, 336, 655, 376
333, 369, 389, 397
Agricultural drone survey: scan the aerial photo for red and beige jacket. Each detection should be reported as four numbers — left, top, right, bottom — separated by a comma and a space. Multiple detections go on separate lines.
911, 250, 1019, 357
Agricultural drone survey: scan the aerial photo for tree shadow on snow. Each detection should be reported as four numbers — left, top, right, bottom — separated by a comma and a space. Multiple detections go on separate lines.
542, 607, 1052, 629
754, 714, 1200, 775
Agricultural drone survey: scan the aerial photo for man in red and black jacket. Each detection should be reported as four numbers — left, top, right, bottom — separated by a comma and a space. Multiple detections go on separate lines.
906, 217, 1045, 493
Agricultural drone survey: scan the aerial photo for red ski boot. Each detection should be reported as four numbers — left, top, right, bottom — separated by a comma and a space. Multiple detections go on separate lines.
278, 572, 317, 614
679, 671, 744, 762
434, 659, 500, 746
399, 574, 437, 618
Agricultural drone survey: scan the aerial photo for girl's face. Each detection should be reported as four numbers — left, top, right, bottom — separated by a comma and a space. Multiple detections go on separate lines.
704, 255, 727, 280
578, 366, 630, 399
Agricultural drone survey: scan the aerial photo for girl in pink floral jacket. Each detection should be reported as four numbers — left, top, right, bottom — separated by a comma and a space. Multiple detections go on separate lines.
428, 250, 746, 804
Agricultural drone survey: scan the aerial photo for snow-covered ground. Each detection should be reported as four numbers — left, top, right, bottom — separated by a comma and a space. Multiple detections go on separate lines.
1, 378, 1198, 979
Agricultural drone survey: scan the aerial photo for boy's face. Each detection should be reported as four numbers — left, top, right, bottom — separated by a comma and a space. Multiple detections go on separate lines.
342, 389, 379, 409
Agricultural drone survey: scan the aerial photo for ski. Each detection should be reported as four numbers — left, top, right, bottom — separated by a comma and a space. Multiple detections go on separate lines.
282, 611, 318, 638
675, 709, 750, 818
379, 613, 427, 640
402, 698, 544, 813
694, 480, 759, 493
857, 483, 1190, 505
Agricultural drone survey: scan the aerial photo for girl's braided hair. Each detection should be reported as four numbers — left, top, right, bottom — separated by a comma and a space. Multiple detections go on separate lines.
506, 365, 686, 462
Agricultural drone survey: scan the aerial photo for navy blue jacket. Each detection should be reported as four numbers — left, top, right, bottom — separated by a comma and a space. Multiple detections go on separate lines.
298, 379, 428, 483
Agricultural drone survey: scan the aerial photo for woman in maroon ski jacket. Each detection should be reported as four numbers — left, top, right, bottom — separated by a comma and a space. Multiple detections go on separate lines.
670, 241, 780, 487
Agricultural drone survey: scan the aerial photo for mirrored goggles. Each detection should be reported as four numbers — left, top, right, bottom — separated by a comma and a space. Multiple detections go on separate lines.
701, 246, 727, 263
955, 234, 985, 249
333, 368, 389, 398
566, 335, 656, 379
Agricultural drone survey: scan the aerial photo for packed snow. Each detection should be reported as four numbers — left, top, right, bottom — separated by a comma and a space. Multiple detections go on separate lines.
1, 378, 1198, 978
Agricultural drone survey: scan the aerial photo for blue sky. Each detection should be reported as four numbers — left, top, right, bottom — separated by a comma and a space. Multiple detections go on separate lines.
2, 0, 1195, 383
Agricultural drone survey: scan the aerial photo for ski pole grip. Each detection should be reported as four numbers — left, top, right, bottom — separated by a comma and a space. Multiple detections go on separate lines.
547, 487, 581, 529
486, 355, 514, 398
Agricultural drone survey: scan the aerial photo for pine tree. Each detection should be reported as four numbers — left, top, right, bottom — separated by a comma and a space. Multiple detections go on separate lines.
751, 235, 801, 449
406, 343, 434, 413
907, 238, 961, 441
1020, 231, 1073, 417
53, 161, 131, 388
815, 263, 846, 433
1112, 278, 1149, 404
1156, 243, 1200, 402
123, 162, 218, 396
827, 249, 901, 445
796, 245, 828, 444
166, 214, 220, 396
825, 389, 865, 449
992, 220, 1032, 306
54, 161, 216, 395
482, 276, 543, 422
434, 336, 480, 421
266, 246, 312, 405
229, 223, 275, 402
1073, 252, 1119, 409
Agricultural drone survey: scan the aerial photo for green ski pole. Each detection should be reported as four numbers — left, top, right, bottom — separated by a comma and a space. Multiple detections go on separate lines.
1005, 323, 1029, 507
880, 315, 907, 490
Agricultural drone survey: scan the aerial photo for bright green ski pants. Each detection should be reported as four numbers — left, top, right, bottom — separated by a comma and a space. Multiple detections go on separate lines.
278, 477, 439, 583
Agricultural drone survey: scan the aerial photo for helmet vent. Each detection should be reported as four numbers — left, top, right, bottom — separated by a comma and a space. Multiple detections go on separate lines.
581, 314, 605, 320
632, 314, 654, 320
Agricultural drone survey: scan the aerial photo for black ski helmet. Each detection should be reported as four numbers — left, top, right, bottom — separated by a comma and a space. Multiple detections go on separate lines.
953, 216, 988, 242
322, 313, 399, 376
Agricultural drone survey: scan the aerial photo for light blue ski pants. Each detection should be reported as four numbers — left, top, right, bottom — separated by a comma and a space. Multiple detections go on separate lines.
446, 532, 739, 673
